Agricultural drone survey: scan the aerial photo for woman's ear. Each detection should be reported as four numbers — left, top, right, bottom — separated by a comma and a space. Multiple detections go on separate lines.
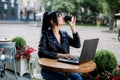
50, 20, 56, 26
50, 20, 53, 24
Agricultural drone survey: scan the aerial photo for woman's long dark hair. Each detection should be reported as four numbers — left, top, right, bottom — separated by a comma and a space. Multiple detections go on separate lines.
41, 11, 62, 32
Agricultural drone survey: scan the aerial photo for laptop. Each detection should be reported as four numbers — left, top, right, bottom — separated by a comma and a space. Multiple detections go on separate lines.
57, 38, 99, 65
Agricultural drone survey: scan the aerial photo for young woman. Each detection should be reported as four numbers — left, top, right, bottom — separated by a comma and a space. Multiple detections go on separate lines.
38, 11, 82, 80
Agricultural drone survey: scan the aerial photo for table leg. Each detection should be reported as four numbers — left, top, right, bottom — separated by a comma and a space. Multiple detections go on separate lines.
64, 73, 68, 80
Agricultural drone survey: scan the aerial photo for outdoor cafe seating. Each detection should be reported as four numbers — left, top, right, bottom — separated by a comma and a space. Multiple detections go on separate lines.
0, 42, 17, 79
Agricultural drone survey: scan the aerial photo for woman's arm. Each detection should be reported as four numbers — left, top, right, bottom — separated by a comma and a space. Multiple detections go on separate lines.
67, 16, 81, 48
68, 16, 76, 33
67, 32, 81, 48
38, 32, 57, 58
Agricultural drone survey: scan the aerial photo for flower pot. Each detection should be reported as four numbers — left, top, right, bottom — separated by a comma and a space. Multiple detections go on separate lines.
6, 57, 29, 76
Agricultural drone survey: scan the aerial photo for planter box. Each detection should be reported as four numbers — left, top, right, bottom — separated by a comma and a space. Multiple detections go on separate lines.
6, 57, 29, 76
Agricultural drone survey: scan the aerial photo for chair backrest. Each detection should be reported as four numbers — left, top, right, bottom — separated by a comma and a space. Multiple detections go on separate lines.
0, 42, 16, 59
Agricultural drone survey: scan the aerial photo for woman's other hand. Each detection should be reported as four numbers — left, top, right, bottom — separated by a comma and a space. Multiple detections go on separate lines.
68, 16, 76, 33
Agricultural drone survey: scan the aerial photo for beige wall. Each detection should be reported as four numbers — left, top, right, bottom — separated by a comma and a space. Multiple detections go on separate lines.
19, 0, 39, 10
23, 0, 39, 10
18, 0, 41, 20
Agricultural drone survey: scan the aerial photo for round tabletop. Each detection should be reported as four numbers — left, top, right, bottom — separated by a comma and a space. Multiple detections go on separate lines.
38, 58, 96, 73
0, 39, 11, 43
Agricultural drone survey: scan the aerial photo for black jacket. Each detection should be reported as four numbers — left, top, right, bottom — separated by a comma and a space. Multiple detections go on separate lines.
38, 29, 81, 59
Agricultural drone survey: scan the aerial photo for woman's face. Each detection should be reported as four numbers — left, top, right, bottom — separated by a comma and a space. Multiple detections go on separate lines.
57, 14, 65, 25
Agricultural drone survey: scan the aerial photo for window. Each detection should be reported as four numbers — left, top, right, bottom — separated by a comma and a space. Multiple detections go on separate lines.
1, 0, 6, 2
11, 10, 15, 18
4, 4, 8, 10
11, 3, 14, 8
34, 2, 36, 7
0, 11, 2, 20
27, 1, 30, 7
19, 0, 23, 5
11, 0, 14, 3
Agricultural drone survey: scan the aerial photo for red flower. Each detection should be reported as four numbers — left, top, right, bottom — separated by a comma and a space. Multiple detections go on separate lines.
86, 72, 90, 75
96, 75, 100, 80
15, 45, 36, 61
0, 48, 5, 54
112, 76, 120, 80
118, 64, 120, 68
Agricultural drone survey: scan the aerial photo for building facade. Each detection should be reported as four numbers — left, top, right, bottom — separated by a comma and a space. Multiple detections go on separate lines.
0, 0, 18, 20
0, 0, 41, 21
18, 0, 41, 21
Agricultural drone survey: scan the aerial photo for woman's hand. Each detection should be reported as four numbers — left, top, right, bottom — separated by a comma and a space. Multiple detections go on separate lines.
57, 53, 75, 59
68, 16, 76, 33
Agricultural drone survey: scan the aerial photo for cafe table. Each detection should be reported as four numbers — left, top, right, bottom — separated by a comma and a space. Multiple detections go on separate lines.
0, 38, 11, 43
38, 58, 96, 80
0, 38, 11, 59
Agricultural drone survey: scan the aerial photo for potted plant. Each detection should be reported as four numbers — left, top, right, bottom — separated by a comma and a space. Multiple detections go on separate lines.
81, 49, 118, 80
12, 36, 26, 61
112, 64, 120, 80
94, 49, 117, 73
6, 36, 36, 76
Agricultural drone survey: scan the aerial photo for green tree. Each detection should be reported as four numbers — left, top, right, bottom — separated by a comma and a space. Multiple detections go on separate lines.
68, 0, 83, 18
80, 0, 102, 24
104, 0, 120, 30
53, 1, 75, 13
42, 0, 120, 26
41, 0, 54, 11
41, 0, 83, 18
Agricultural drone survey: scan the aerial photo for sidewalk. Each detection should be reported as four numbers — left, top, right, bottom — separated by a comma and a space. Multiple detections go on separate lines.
0, 24, 119, 62
0, 24, 120, 79
0, 21, 41, 27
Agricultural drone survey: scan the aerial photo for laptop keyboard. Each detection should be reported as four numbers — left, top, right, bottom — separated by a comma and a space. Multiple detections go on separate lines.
57, 56, 80, 64
70, 56, 79, 61
61, 56, 80, 62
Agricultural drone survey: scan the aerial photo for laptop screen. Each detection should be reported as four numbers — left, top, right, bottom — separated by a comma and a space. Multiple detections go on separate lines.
57, 38, 99, 65
78, 38, 99, 64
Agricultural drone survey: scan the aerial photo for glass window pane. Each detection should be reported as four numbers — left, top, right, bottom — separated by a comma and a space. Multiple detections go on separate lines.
2, 0, 6, 2
11, 0, 14, 3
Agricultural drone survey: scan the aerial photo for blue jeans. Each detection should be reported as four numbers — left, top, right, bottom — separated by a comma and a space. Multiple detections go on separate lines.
41, 69, 82, 80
